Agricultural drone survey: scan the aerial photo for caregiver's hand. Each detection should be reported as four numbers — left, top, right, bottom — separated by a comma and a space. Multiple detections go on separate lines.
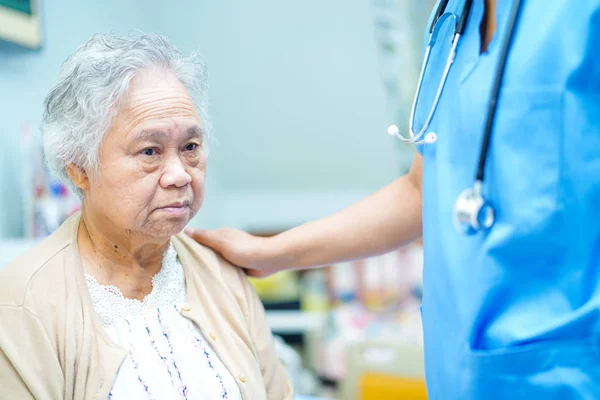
185, 228, 279, 278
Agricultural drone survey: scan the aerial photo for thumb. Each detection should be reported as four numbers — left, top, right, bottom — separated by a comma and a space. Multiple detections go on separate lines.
185, 228, 226, 250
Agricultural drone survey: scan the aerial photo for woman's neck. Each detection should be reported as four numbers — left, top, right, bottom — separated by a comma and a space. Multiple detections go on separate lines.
78, 207, 170, 300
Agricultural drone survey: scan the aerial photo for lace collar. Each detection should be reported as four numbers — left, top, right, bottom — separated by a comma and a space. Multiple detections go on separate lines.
85, 243, 186, 327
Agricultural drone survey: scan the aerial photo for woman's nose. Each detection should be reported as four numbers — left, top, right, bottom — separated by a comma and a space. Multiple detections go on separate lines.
160, 157, 192, 188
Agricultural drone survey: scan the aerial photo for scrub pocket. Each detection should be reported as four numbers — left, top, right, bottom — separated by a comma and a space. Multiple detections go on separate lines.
463, 337, 600, 399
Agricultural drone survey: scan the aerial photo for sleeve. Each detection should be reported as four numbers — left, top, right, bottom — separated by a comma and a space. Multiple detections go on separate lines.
0, 306, 63, 400
240, 277, 295, 400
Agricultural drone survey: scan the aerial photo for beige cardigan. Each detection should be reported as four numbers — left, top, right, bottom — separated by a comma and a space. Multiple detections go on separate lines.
0, 214, 293, 400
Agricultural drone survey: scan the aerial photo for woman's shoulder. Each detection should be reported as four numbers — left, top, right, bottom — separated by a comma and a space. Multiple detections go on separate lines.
172, 232, 221, 264
172, 232, 253, 305
0, 220, 77, 311
172, 232, 247, 283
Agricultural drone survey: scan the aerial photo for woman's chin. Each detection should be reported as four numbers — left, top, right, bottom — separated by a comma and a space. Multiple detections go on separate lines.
143, 216, 193, 239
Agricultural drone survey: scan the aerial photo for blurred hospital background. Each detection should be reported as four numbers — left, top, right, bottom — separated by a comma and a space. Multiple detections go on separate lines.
0, 0, 436, 398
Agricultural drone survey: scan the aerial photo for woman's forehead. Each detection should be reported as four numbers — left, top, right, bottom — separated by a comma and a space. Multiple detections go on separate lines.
125, 70, 194, 111
115, 70, 200, 137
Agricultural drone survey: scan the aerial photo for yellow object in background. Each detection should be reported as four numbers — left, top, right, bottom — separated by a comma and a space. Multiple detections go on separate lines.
337, 341, 426, 400
359, 373, 427, 399
249, 271, 299, 302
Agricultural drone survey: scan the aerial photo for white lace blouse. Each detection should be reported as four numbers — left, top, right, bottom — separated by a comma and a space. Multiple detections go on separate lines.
85, 244, 243, 400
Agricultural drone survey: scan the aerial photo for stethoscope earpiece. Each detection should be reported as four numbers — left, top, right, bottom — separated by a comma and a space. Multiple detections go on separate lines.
387, 124, 400, 137
386, 125, 438, 145
413, 132, 437, 145
423, 132, 437, 144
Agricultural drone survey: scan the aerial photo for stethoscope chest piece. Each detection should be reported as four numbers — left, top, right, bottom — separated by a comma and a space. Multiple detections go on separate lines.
453, 181, 495, 235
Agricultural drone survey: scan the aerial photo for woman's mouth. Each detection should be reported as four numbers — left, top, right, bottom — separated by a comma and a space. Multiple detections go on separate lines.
157, 201, 190, 216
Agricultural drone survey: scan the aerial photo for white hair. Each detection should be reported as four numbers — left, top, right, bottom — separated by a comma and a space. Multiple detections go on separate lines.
41, 32, 211, 197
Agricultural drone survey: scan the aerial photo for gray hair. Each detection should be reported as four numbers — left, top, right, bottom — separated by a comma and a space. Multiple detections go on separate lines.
41, 32, 211, 197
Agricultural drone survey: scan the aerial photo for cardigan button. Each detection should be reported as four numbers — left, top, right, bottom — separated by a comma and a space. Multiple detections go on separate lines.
181, 306, 191, 312
238, 373, 246, 383
209, 332, 217, 341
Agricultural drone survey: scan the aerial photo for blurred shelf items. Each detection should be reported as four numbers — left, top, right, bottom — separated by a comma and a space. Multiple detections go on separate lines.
249, 227, 426, 399
19, 125, 81, 239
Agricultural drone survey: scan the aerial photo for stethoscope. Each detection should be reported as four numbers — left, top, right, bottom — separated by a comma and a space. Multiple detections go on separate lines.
387, 0, 524, 234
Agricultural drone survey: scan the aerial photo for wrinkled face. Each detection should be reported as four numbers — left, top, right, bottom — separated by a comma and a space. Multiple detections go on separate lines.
83, 68, 206, 239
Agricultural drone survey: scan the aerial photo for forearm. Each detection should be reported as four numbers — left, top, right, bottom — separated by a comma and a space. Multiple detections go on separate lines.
262, 156, 423, 270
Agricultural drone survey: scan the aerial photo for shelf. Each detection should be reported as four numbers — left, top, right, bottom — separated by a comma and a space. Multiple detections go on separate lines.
266, 310, 325, 335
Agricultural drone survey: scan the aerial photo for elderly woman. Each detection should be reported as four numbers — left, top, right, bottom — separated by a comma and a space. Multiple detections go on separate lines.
0, 33, 293, 400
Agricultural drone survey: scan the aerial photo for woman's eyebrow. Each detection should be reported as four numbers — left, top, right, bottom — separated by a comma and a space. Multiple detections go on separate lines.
131, 126, 204, 142
131, 130, 169, 142
186, 125, 204, 139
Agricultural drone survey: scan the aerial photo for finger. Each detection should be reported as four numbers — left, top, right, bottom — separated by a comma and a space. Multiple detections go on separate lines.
245, 268, 275, 279
245, 269, 265, 278
185, 228, 226, 250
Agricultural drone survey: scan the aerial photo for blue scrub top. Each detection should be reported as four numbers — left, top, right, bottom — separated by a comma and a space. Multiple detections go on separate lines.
417, 0, 600, 398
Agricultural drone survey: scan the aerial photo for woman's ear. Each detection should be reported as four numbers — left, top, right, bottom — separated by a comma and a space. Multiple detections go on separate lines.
65, 164, 90, 191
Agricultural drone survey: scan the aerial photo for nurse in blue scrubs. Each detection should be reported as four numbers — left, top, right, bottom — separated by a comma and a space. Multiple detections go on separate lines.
186, 0, 600, 397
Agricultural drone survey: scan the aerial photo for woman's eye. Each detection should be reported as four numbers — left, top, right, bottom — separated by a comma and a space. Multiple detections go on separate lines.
141, 148, 157, 156
185, 143, 199, 152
